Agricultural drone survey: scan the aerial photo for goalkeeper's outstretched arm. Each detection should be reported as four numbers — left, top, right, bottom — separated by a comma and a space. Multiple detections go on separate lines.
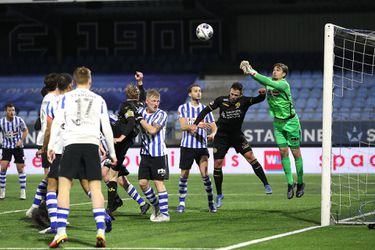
240, 60, 288, 91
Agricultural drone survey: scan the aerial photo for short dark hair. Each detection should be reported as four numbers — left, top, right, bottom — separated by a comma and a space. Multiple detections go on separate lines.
44, 73, 59, 92
273, 63, 288, 77
188, 83, 200, 93
57, 73, 73, 91
4, 103, 14, 110
231, 82, 243, 92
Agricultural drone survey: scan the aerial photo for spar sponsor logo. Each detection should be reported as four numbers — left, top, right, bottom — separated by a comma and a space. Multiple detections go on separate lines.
319, 152, 375, 171
264, 151, 283, 171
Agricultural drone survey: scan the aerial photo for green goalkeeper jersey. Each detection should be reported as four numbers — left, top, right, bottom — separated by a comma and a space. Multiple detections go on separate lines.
253, 73, 296, 120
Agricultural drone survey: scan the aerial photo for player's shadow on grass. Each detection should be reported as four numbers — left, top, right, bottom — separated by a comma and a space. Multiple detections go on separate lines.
221, 207, 320, 225
169, 205, 209, 213
279, 207, 320, 224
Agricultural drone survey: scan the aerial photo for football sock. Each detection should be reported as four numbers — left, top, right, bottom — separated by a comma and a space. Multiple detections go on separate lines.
250, 159, 269, 186
46, 192, 58, 230
143, 187, 158, 207
126, 184, 146, 206
19, 172, 26, 190
295, 157, 304, 184
56, 207, 69, 235
202, 175, 214, 205
32, 179, 48, 207
281, 156, 294, 185
106, 181, 118, 212
178, 176, 188, 206
93, 208, 106, 235
0, 172, 5, 190
158, 191, 169, 217
213, 168, 223, 195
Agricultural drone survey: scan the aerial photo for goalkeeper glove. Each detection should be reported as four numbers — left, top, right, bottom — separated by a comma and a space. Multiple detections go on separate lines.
240, 60, 257, 76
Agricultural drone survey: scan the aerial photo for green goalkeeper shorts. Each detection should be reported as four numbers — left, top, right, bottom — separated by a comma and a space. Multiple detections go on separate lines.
273, 115, 301, 149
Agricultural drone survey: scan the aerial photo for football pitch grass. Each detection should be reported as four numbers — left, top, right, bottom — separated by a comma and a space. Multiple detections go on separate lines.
0, 174, 374, 249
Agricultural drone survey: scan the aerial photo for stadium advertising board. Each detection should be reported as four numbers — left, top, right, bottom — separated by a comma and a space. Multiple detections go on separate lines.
20, 121, 375, 148
242, 121, 375, 146
5, 147, 375, 175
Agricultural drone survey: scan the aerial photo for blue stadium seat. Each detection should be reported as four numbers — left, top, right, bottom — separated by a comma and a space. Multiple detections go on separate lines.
306, 98, 318, 109
28, 110, 38, 118
17, 111, 28, 118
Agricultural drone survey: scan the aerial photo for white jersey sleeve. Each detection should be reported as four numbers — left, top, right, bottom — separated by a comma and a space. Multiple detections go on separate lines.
99, 100, 116, 159
36, 93, 58, 146
46, 95, 64, 154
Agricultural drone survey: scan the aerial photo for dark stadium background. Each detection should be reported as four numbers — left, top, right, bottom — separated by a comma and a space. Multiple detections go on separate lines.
0, 0, 374, 147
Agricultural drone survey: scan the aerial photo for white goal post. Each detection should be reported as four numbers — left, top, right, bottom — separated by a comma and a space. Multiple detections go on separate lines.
321, 23, 335, 227
322, 23, 375, 226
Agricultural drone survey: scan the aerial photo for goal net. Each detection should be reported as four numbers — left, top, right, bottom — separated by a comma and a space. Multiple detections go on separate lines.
322, 24, 375, 226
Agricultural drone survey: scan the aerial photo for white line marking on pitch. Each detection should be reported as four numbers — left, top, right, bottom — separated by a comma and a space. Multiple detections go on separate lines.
217, 225, 322, 250
0, 248, 213, 250
1, 192, 311, 216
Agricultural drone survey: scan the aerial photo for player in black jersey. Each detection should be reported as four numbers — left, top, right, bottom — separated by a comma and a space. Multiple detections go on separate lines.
193, 82, 272, 208
104, 72, 150, 218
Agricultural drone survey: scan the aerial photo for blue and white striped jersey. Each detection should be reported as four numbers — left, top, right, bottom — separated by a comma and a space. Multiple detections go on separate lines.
178, 102, 214, 149
139, 108, 168, 157
0, 116, 27, 149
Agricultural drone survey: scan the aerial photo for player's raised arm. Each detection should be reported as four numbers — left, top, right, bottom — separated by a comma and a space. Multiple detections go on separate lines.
249, 88, 267, 105
240, 60, 289, 91
193, 96, 222, 126
135, 71, 146, 102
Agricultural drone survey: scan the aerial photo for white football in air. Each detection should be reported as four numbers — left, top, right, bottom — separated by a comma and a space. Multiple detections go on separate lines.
196, 23, 214, 41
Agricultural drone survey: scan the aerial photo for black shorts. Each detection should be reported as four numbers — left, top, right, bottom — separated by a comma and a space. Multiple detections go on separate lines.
59, 144, 101, 181
138, 155, 169, 181
1, 148, 25, 164
48, 154, 62, 179
114, 139, 133, 176
102, 139, 132, 176
213, 131, 252, 159
37, 146, 51, 169
103, 162, 130, 177
179, 147, 209, 170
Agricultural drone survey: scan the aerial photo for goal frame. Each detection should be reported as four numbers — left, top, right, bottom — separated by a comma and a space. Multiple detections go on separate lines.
321, 23, 335, 227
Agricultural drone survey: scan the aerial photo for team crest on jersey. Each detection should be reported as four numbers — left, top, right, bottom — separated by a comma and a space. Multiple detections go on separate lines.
235, 102, 241, 108
157, 168, 166, 176
213, 147, 217, 153
125, 110, 134, 118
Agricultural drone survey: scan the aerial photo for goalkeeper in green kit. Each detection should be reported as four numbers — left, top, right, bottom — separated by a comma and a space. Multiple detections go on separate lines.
240, 60, 304, 199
